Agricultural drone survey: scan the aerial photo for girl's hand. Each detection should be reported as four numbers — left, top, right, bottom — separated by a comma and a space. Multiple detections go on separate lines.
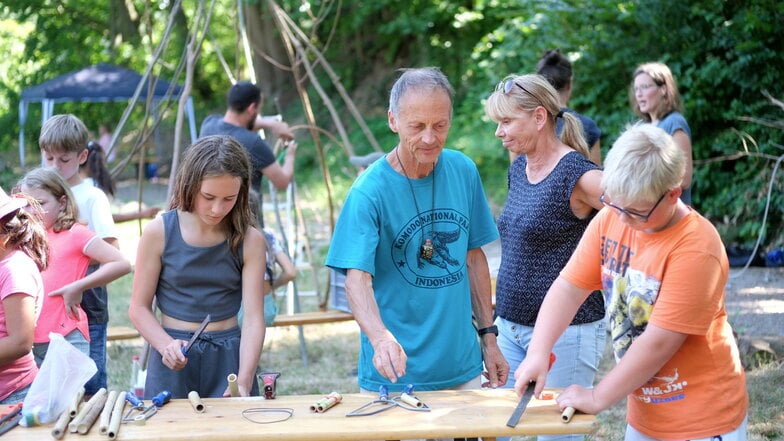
49, 285, 84, 320
161, 339, 188, 371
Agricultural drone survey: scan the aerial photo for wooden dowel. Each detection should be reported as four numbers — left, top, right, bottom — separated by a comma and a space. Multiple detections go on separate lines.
69, 388, 107, 433
99, 390, 118, 435
188, 391, 205, 413
107, 392, 127, 440
51, 409, 71, 440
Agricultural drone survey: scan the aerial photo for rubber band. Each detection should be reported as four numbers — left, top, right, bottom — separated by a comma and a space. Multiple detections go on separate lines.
241, 408, 294, 424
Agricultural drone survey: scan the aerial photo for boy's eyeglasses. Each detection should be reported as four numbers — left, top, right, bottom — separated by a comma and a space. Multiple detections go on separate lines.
599, 191, 667, 222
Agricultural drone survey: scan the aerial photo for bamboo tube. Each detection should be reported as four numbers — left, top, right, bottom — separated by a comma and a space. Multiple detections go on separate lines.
77, 391, 108, 434
69, 388, 107, 433
69, 387, 85, 417
99, 390, 118, 435
51, 409, 72, 440
188, 391, 205, 413
107, 392, 127, 440
227, 373, 240, 397
399, 393, 425, 408
561, 406, 576, 423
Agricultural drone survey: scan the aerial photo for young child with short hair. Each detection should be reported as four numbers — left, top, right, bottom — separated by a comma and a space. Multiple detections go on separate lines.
0, 187, 47, 404
129, 135, 267, 399
39, 113, 119, 394
18, 167, 131, 365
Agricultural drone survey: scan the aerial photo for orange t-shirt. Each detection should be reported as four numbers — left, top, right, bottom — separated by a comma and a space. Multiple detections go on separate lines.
562, 207, 748, 440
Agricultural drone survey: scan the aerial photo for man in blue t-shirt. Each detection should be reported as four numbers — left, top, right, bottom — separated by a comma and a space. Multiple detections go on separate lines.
326, 67, 508, 395
200, 81, 297, 192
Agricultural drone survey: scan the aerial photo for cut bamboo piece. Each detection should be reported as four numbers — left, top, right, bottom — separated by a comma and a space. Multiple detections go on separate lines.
99, 390, 118, 434
69, 388, 107, 433
69, 387, 85, 417
107, 392, 127, 440
188, 391, 205, 413
77, 391, 108, 434
227, 373, 239, 397
51, 409, 71, 440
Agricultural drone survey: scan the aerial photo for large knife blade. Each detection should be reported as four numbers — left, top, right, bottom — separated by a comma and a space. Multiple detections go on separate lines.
181, 314, 211, 356
506, 380, 536, 428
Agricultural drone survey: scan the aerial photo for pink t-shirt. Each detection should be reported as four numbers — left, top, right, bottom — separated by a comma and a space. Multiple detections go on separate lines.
36, 224, 96, 343
0, 250, 43, 401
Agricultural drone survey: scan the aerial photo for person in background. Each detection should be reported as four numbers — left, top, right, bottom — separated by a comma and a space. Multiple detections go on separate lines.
485, 73, 605, 441
0, 187, 47, 404
514, 124, 748, 441
200, 81, 298, 195
81, 141, 160, 223
18, 167, 131, 365
129, 135, 266, 399
39, 114, 118, 396
326, 67, 508, 402
535, 49, 603, 165
243, 189, 296, 326
630, 62, 693, 205
97, 123, 116, 163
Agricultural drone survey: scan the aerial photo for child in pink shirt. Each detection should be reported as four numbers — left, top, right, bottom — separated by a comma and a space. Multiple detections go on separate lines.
0, 186, 47, 404
18, 167, 131, 365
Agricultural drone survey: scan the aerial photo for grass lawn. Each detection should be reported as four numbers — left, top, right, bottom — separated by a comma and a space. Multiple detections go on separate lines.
105, 214, 783, 441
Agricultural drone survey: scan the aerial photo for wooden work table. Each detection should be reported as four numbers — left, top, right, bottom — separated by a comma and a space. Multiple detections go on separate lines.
5, 389, 595, 441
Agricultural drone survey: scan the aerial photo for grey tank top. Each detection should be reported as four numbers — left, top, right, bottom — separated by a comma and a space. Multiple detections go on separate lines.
156, 210, 243, 322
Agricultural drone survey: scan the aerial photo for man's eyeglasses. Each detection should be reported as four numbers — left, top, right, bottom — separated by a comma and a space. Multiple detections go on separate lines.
497, 79, 535, 98
599, 191, 667, 222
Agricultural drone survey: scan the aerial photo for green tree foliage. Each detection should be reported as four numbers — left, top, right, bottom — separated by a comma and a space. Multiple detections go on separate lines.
1, 0, 782, 248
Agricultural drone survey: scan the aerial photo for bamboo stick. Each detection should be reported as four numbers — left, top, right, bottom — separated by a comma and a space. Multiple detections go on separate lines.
107, 392, 127, 440
99, 390, 118, 435
50, 409, 71, 440
69, 388, 107, 433
76, 391, 108, 434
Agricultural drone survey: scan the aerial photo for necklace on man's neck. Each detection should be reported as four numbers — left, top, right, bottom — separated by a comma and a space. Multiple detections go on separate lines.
395, 147, 436, 259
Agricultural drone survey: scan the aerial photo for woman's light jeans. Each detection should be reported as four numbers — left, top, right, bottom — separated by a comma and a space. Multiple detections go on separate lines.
495, 316, 606, 441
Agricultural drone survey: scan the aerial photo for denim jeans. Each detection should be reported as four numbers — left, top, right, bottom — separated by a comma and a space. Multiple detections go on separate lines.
32, 329, 90, 367
495, 316, 606, 441
0, 384, 31, 405
84, 323, 108, 395
624, 414, 748, 441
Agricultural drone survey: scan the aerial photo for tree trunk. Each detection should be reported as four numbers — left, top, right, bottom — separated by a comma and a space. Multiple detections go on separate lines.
242, 2, 298, 113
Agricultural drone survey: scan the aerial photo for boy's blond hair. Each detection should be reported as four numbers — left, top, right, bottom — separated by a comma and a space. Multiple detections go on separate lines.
39, 114, 89, 154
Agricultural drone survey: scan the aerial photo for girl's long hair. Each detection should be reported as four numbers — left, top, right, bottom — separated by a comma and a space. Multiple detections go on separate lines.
1, 198, 49, 271
169, 135, 253, 255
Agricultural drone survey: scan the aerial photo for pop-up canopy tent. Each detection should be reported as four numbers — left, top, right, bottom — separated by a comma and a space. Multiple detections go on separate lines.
18, 63, 197, 166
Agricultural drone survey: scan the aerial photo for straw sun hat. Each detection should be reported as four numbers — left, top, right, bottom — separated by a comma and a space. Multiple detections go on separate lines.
0, 186, 29, 219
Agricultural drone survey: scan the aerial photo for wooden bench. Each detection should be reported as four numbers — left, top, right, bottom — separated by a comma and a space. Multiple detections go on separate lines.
107, 325, 141, 342
269, 310, 355, 366
269, 310, 353, 327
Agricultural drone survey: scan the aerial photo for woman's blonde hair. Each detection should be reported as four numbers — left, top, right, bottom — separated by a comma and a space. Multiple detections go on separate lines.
630, 62, 684, 122
485, 74, 588, 158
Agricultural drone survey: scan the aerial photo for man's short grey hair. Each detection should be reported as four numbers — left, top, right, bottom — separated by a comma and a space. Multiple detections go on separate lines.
388, 67, 454, 118
602, 124, 685, 204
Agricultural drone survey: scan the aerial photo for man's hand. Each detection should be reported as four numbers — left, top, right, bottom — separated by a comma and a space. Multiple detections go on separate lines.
371, 337, 407, 382
480, 343, 509, 388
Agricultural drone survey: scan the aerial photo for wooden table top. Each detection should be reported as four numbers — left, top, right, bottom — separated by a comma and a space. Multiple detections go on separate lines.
6, 388, 595, 441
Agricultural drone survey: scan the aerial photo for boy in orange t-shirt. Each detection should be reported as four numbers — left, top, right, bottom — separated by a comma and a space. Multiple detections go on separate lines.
514, 124, 748, 441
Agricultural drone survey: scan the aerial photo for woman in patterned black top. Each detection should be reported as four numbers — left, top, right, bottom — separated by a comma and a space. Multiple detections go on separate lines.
485, 74, 606, 441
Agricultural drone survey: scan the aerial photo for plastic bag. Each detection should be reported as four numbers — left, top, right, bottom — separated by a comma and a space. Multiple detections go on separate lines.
20, 333, 97, 426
